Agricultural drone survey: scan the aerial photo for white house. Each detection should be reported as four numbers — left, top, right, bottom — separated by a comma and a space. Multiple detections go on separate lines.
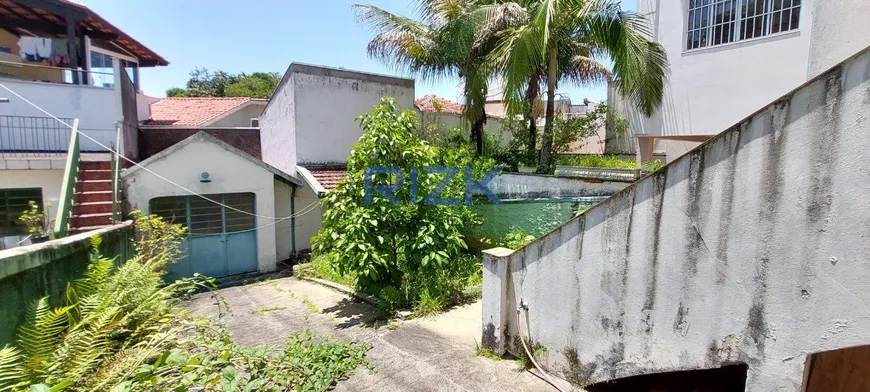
0, 0, 167, 247
259, 63, 416, 253
620, 0, 870, 162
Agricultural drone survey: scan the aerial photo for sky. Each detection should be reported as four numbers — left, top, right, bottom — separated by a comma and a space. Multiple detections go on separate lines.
80, 0, 635, 105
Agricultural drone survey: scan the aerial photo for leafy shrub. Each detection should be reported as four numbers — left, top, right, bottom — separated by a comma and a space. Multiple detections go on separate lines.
0, 213, 369, 391
315, 98, 492, 313
500, 229, 536, 250
554, 154, 639, 169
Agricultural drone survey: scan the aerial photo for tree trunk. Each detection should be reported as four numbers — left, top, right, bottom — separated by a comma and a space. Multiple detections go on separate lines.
470, 107, 486, 156
525, 74, 539, 158
537, 47, 558, 174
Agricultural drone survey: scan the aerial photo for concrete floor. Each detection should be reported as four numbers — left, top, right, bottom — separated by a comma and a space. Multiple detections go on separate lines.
186, 277, 576, 392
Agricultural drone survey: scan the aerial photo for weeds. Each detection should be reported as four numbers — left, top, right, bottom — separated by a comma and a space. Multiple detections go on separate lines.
555, 154, 638, 169
474, 341, 502, 361
249, 306, 287, 316
302, 297, 320, 314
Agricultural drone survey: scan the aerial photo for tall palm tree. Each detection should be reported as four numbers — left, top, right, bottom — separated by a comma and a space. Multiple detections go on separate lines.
355, 1, 523, 155
491, 0, 667, 172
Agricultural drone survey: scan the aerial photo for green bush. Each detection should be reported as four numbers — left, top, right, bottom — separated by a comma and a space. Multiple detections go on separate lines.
500, 228, 536, 250
314, 98, 492, 314
554, 154, 639, 169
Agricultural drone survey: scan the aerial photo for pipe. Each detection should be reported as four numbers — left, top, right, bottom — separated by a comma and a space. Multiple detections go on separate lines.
517, 302, 566, 392
291, 185, 297, 256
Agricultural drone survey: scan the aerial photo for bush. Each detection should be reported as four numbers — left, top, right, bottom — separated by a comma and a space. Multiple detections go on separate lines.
314, 98, 492, 313
554, 154, 639, 169
0, 213, 369, 391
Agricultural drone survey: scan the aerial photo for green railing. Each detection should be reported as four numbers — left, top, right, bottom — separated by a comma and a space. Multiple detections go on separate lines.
53, 118, 80, 238
111, 124, 123, 223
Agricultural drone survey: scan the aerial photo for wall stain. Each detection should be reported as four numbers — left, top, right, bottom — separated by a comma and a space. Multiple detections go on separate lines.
684, 149, 707, 277
715, 125, 744, 284
642, 171, 667, 334
805, 67, 842, 226
674, 302, 690, 337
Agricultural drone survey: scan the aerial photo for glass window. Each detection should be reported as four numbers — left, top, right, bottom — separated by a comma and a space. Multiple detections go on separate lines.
149, 193, 257, 236
686, 0, 800, 50
0, 188, 43, 236
88, 51, 115, 88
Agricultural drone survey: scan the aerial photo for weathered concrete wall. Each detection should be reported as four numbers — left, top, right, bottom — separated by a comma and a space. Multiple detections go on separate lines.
488, 173, 628, 200
483, 47, 870, 391
0, 222, 132, 344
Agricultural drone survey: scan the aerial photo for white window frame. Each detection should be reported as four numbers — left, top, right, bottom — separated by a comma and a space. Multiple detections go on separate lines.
686, 0, 801, 51
250, 118, 259, 127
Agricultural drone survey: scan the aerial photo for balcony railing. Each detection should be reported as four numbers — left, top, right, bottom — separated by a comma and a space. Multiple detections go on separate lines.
0, 115, 117, 158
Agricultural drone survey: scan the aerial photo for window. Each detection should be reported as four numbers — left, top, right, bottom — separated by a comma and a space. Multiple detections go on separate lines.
149, 193, 256, 235
88, 51, 115, 88
687, 0, 801, 50
250, 118, 260, 127
0, 188, 43, 236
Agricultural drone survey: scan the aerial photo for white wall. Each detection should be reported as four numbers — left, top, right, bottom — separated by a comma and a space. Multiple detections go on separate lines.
807, 0, 870, 77
210, 104, 265, 128
292, 180, 322, 252
274, 179, 294, 262
483, 47, 870, 391
122, 141, 279, 273
259, 73, 296, 176
633, 0, 815, 138
0, 169, 63, 218
292, 68, 414, 164
0, 77, 120, 151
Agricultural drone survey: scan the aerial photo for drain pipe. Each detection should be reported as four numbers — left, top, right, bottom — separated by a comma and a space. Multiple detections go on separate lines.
290, 185, 297, 256
517, 300, 566, 392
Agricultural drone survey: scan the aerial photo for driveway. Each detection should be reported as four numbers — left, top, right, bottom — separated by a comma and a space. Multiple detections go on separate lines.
186, 277, 575, 392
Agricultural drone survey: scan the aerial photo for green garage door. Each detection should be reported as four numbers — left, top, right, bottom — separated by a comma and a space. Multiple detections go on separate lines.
150, 193, 258, 280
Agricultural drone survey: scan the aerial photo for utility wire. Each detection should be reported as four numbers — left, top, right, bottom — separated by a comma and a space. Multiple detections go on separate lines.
0, 81, 320, 221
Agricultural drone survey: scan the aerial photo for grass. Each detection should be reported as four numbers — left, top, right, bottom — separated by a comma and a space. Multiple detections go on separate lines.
296, 254, 356, 288
301, 296, 320, 314
474, 341, 502, 361
556, 154, 639, 169
249, 306, 287, 316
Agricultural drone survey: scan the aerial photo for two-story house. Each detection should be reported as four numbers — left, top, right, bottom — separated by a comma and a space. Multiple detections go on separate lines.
0, 0, 167, 247
614, 0, 870, 162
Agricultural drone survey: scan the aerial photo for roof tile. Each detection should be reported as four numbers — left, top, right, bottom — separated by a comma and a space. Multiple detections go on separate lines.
304, 165, 348, 191
144, 97, 266, 126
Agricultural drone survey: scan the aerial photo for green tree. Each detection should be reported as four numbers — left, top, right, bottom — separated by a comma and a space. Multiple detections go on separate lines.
490, 0, 667, 173
354, 1, 518, 155
224, 72, 281, 99
315, 98, 491, 308
165, 87, 187, 97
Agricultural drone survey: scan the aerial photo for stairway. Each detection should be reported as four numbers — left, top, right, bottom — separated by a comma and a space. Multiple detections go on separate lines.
70, 161, 114, 234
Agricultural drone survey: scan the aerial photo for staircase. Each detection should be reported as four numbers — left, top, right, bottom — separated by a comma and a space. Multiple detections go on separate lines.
70, 161, 114, 234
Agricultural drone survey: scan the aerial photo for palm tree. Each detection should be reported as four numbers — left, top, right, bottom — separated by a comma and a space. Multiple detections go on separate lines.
491, 0, 667, 173
354, 1, 523, 155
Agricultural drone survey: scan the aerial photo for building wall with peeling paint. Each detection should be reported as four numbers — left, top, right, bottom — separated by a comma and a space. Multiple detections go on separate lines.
482, 46, 870, 391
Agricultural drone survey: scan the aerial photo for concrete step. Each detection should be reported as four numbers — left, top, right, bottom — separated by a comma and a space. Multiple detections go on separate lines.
71, 213, 113, 228
75, 191, 112, 204
80, 161, 110, 171
73, 201, 113, 215
77, 180, 111, 192
78, 170, 112, 182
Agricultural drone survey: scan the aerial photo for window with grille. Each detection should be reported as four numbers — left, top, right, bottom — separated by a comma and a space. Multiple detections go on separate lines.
149, 193, 256, 235
687, 0, 801, 50
0, 188, 43, 236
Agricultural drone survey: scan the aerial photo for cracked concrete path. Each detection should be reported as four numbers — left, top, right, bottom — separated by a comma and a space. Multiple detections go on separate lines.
186, 277, 576, 392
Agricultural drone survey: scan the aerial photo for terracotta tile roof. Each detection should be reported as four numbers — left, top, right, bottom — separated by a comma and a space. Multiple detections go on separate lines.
144, 97, 266, 126
304, 165, 348, 191
414, 95, 465, 115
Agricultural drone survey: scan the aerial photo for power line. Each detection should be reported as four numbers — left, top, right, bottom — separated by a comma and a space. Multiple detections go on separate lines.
0, 81, 321, 221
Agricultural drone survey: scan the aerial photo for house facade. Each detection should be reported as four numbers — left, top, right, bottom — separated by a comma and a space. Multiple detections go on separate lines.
621, 0, 870, 161
0, 0, 167, 247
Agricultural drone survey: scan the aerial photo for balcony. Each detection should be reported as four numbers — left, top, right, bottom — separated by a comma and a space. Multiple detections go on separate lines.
0, 115, 116, 162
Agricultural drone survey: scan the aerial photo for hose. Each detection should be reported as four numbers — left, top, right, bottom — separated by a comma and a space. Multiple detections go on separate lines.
516, 304, 567, 392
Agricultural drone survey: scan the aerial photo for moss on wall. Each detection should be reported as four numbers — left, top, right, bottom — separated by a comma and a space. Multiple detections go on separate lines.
0, 223, 133, 344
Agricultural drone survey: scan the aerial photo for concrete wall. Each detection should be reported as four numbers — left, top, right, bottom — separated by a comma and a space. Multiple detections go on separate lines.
292, 66, 414, 164
482, 46, 870, 391
807, 0, 870, 77
0, 222, 132, 344
122, 141, 279, 273
292, 180, 323, 253
210, 104, 265, 128
488, 173, 629, 200
0, 77, 119, 151
259, 69, 297, 176
139, 127, 261, 160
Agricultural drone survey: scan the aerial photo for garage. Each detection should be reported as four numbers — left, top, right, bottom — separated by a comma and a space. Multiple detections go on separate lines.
151, 192, 258, 279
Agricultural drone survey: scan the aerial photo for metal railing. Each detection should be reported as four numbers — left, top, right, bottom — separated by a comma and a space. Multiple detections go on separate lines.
0, 115, 74, 158
111, 123, 123, 223
53, 119, 80, 238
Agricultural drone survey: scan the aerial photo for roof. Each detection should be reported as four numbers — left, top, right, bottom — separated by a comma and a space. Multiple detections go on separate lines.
0, 0, 168, 66
123, 131, 302, 187
415, 95, 465, 115
300, 165, 347, 193
144, 97, 267, 126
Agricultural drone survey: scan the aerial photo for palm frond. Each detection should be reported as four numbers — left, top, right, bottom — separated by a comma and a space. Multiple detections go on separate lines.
16, 298, 74, 377
0, 346, 26, 391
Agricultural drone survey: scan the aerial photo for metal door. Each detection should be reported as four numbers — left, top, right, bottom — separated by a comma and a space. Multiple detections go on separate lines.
151, 193, 258, 280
